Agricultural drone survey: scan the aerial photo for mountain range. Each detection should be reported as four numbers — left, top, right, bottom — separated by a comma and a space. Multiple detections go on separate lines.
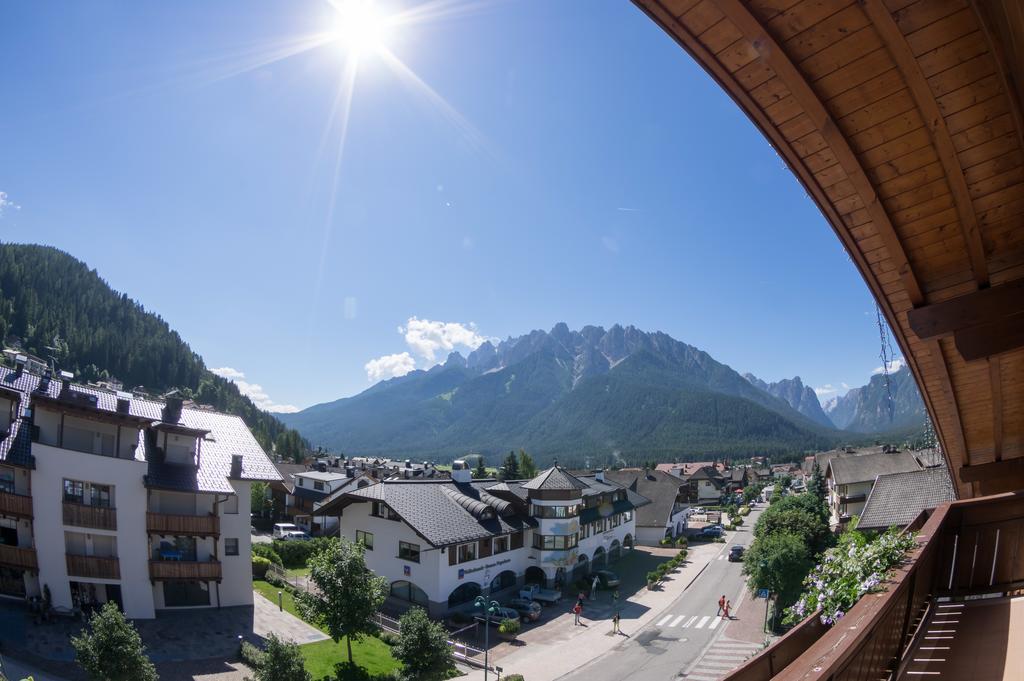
822, 364, 925, 433
282, 324, 927, 466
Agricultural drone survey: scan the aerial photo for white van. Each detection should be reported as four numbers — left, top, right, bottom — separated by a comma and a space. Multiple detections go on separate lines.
273, 522, 300, 539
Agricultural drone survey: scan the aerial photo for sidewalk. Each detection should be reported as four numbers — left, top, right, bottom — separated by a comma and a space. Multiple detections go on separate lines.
460, 540, 726, 681
681, 584, 773, 681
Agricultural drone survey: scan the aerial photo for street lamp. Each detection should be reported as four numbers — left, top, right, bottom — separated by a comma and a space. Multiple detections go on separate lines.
474, 595, 501, 681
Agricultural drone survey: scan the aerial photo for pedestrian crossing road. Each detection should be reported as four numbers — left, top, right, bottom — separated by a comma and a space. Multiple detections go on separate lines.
654, 614, 724, 630
683, 638, 762, 681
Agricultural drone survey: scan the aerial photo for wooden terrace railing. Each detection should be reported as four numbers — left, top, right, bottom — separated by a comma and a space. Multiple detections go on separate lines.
63, 502, 117, 531
0, 544, 38, 571
148, 559, 222, 581
0, 490, 33, 519
146, 512, 220, 537
66, 554, 121, 580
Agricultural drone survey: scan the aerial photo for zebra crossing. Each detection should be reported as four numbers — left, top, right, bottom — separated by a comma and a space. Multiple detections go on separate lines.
655, 613, 724, 630
683, 638, 763, 681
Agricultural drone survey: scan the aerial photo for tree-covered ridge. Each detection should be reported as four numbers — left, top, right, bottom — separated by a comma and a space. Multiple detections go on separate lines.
0, 242, 307, 460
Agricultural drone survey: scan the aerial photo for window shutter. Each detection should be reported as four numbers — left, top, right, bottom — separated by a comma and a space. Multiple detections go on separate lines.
479, 538, 492, 558
449, 546, 457, 566
510, 531, 524, 550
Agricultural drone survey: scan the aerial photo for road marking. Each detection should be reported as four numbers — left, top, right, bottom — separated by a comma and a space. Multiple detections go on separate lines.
656, 614, 673, 626
695, 616, 710, 629
703, 654, 748, 662
710, 642, 759, 649
709, 616, 721, 629
669, 615, 685, 627
685, 674, 720, 681
905, 672, 941, 675
682, 616, 698, 628
930, 620, 959, 625
925, 636, 953, 640
695, 661, 737, 670
717, 555, 724, 560
926, 630, 955, 633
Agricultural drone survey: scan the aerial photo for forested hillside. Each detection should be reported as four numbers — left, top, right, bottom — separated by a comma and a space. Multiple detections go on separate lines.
0, 243, 307, 460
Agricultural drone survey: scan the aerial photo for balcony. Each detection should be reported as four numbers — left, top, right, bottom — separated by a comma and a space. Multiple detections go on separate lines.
66, 554, 120, 580
723, 491, 1024, 681
839, 492, 867, 504
63, 502, 117, 531
0, 544, 37, 571
148, 559, 222, 582
146, 512, 220, 537
0, 490, 33, 519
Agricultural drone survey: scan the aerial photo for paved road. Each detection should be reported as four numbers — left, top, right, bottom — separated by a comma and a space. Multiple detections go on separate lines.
558, 508, 763, 681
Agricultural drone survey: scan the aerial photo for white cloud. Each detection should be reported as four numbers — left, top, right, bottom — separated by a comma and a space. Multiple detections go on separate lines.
616, 207, 640, 212
601, 236, 620, 254
0, 191, 21, 217
814, 384, 838, 397
400, 316, 489, 363
209, 366, 299, 413
872, 358, 905, 375
343, 296, 358, 320
364, 352, 417, 382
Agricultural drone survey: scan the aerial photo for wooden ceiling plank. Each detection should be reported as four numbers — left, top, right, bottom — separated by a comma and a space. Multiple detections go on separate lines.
970, 0, 1024, 161
863, 0, 990, 289
908, 277, 1024, 338
918, 30, 989, 79
989, 356, 1004, 461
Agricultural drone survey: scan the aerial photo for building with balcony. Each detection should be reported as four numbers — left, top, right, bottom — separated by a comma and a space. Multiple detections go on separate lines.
605, 469, 691, 545
314, 461, 648, 617
826, 450, 922, 528
0, 363, 280, 618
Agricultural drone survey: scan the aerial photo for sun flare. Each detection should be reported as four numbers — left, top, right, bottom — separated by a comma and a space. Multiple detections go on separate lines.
328, 0, 393, 56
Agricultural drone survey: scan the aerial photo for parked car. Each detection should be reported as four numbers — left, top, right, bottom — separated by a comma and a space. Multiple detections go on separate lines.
280, 530, 311, 541
519, 583, 561, 604
701, 526, 724, 539
691, 507, 705, 515
476, 606, 521, 626
507, 598, 542, 621
273, 522, 300, 539
728, 545, 745, 562
594, 570, 621, 589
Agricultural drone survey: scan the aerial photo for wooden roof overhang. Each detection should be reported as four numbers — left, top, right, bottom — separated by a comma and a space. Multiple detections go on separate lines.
634, 0, 1024, 498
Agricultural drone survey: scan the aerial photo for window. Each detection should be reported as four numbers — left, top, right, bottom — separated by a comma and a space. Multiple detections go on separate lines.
398, 541, 420, 563
90, 484, 111, 508
530, 504, 580, 518
493, 535, 509, 554
0, 468, 14, 495
225, 538, 239, 556
297, 477, 304, 487
314, 480, 324, 491
63, 479, 84, 504
533, 534, 578, 551
510, 531, 524, 550
223, 495, 239, 514
356, 530, 373, 550
163, 581, 210, 607
457, 542, 476, 563
371, 502, 399, 520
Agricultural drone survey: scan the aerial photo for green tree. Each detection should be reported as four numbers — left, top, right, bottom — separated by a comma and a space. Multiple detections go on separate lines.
518, 449, 538, 478
250, 634, 310, 681
393, 607, 454, 681
808, 462, 827, 506
71, 601, 158, 681
473, 456, 487, 479
297, 538, 388, 664
742, 532, 813, 610
754, 493, 832, 555
500, 451, 520, 480
251, 481, 271, 517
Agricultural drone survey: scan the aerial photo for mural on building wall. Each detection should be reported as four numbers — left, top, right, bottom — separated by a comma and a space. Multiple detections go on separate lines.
541, 548, 579, 567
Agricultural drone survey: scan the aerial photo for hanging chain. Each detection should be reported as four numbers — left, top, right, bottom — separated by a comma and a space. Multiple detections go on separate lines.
876, 305, 896, 424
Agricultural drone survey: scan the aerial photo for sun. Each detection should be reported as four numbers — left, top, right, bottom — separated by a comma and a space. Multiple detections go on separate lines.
328, 0, 393, 57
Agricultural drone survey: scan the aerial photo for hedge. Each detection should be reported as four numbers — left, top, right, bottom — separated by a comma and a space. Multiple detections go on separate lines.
272, 537, 339, 568
252, 555, 271, 580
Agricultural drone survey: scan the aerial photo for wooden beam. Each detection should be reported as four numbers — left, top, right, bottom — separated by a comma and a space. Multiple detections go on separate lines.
907, 278, 1024, 339
960, 457, 1024, 484
953, 311, 1024, 361
863, 0, 989, 288
927, 337, 971, 479
715, 0, 925, 307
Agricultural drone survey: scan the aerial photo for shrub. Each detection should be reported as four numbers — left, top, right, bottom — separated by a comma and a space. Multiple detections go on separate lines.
252, 556, 272, 580
378, 631, 400, 647
253, 634, 310, 681
505, 676, 525, 681
678, 549, 687, 560
252, 543, 283, 566
659, 537, 673, 546
239, 640, 265, 669
675, 536, 688, 548
71, 601, 158, 681
734, 517, 745, 527
394, 607, 454, 681
498, 618, 521, 635
646, 571, 659, 584
739, 506, 751, 516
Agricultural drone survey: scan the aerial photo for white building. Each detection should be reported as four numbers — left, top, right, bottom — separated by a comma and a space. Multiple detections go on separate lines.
316, 462, 649, 617
0, 364, 279, 618
825, 450, 921, 529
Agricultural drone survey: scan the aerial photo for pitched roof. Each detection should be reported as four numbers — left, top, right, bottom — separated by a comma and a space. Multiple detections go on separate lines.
604, 469, 683, 528
0, 366, 280, 493
828, 450, 920, 486
858, 467, 955, 531
521, 465, 588, 491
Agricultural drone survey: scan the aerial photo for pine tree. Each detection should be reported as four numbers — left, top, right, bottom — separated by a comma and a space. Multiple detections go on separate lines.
501, 451, 520, 480
473, 456, 487, 479
71, 602, 158, 681
518, 449, 538, 478
808, 461, 827, 508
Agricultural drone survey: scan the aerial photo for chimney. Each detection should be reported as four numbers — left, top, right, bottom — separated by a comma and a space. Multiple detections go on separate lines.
595, 469, 605, 483
163, 396, 184, 423
405, 459, 411, 468
230, 455, 243, 478
14, 354, 26, 373
60, 370, 74, 394
37, 370, 51, 394
116, 391, 132, 414
451, 459, 471, 483
345, 466, 354, 478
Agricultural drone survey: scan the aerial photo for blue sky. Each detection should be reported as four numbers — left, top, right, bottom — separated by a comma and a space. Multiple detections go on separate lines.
0, 0, 890, 412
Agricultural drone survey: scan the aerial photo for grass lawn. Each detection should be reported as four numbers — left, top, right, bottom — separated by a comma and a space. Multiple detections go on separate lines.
252, 580, 401, 677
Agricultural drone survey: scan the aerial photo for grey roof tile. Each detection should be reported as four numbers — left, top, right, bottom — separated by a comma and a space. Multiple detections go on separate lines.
521, 466, 588, 491
859, 467, 955, 531
828, 450, 920, 486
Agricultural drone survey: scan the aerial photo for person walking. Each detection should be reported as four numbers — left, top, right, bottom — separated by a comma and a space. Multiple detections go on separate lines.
573, 602, 582, 626
612, 612, 621, 634
717, 595, 726, 616
724, 600, 732, 620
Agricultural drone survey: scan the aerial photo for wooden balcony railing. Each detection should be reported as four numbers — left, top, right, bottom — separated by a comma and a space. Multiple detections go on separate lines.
724, 490, 1024, 681
0, 544, 38, 571
66, 554, 120, 580
63, 502, 117, 531
146, 512, 220, 537
148, 559, 222, 582
0, 490, 33, 518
